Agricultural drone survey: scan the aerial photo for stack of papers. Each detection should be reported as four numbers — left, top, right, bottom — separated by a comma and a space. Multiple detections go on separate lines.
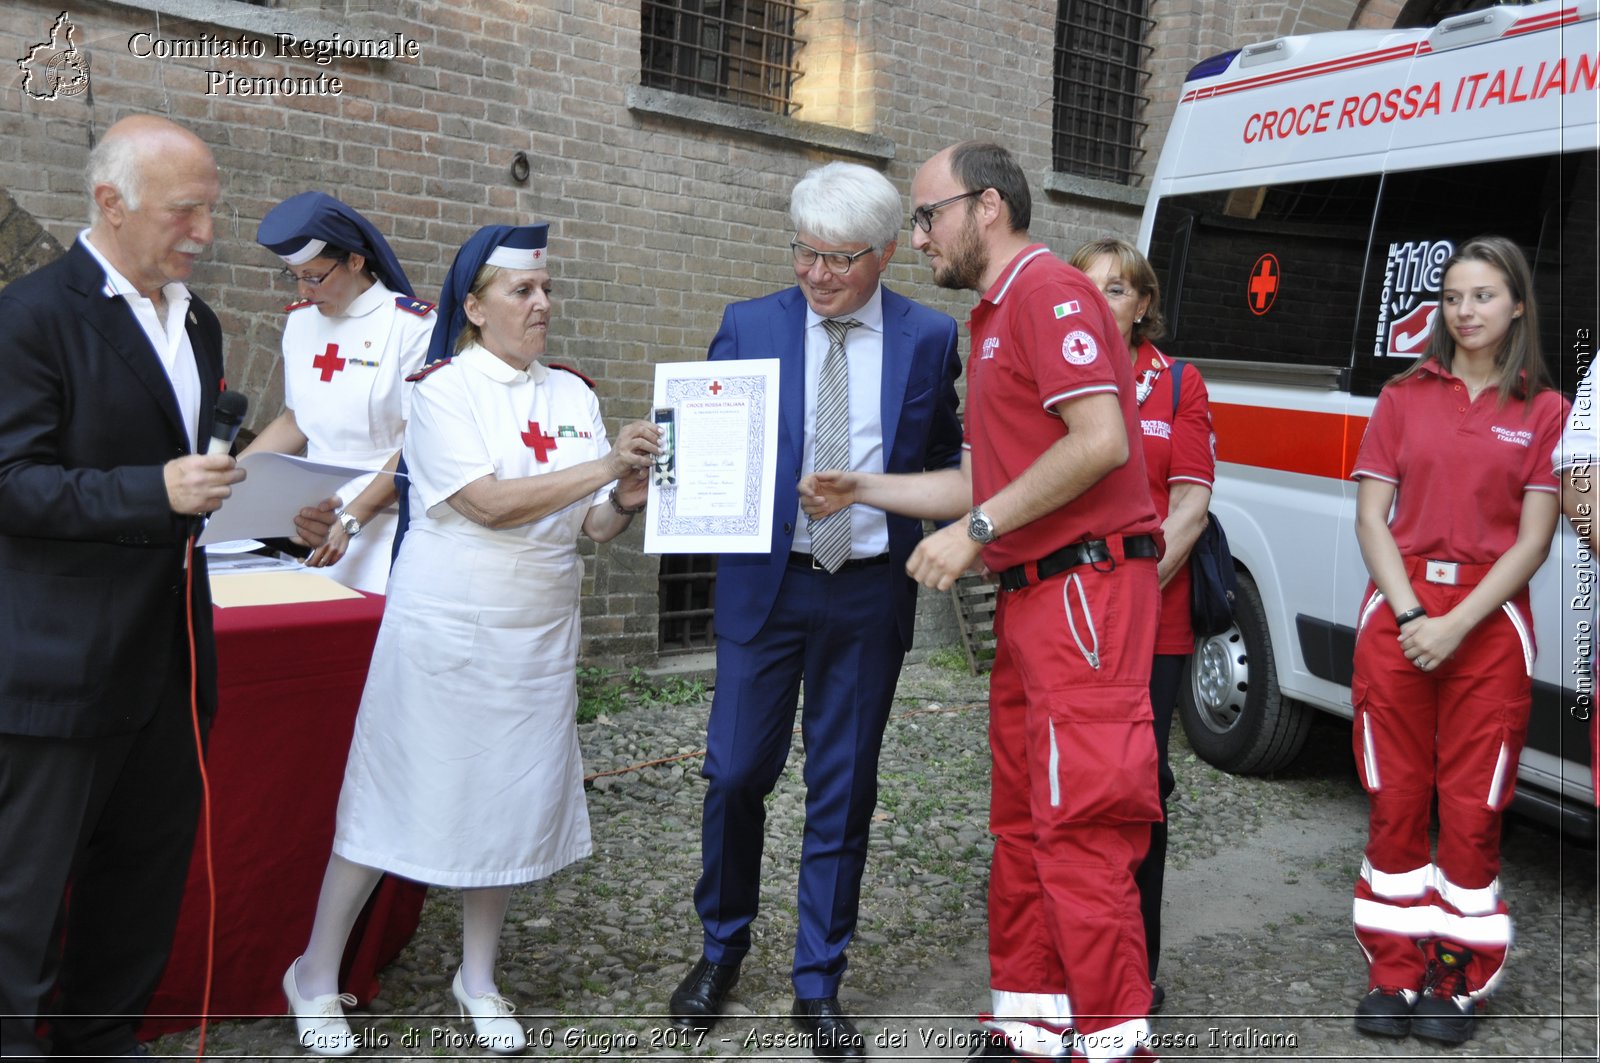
210, 569, 365, 608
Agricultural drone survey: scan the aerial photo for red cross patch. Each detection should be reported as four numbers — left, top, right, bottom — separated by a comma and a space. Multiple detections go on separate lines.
1061, 330, 1098, 366
312, 343, 346, 382
521, 422, 557, 462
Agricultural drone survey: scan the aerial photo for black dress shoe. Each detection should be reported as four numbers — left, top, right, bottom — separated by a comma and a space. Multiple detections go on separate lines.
669, 957, 740, 1030
791, 997, 866, 1061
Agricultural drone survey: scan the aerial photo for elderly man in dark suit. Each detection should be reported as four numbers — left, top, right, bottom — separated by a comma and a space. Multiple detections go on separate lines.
669, 162, 963, 1060
0, 114, 251, 1061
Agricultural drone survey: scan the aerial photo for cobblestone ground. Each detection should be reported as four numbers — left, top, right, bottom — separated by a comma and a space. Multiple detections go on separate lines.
153, 659, 1599, 1062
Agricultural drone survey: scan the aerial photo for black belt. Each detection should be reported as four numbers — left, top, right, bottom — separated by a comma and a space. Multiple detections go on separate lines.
998, 534, 1160, 592
788, 551, 891, 573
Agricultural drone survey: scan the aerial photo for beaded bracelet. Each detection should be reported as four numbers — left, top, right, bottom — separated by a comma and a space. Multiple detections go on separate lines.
609, 487, 646, 516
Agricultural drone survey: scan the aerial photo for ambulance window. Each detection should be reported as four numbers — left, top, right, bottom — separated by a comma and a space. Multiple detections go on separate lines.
1538, 149, 1598, 396
1258, 177, 1380, 228
1352, 153, 1591, 397
1146, 175, 1379, 370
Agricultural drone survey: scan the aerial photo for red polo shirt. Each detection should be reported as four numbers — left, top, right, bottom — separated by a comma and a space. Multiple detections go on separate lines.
1352, 359, 1568, 563
1137, 342, 1216, 653
964, 245, 1159, 571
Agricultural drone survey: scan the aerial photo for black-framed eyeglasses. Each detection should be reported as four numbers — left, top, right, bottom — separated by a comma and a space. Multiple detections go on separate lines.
910, 190, 982, 233
791, 240, 877, 276
278, 263, 341, 288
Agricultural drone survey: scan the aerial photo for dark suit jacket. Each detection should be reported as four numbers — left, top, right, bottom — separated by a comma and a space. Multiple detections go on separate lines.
709, 284, 963, 650
0, 240, 223, 738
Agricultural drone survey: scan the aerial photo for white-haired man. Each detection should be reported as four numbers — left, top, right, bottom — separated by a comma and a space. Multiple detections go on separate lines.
669, 162, 963, 1060
0, 114, 250, 1060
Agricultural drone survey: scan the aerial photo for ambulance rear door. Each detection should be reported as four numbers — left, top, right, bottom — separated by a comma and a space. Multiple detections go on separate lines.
1140, 20, 1429, 727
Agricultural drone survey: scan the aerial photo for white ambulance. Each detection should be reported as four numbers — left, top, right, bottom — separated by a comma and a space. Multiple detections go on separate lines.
1137, 0, 1599, 834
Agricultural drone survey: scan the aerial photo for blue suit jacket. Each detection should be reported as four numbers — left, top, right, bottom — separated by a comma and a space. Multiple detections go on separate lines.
709, 285, 962, 650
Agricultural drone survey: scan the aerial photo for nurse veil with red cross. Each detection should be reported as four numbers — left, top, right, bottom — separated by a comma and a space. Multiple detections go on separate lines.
282, 223, 659, 1057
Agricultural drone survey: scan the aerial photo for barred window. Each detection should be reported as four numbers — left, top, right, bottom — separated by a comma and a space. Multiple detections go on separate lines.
641, 1, 808, 116
1051, 0, 1155, 186
658, 553, 717, 655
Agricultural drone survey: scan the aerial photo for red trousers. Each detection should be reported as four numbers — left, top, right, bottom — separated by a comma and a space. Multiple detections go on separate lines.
986, 557, 1160, 1052
1350, 576, 1533, 999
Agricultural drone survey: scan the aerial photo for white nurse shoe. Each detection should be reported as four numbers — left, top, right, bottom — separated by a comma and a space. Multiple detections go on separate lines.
452, 968, 528, 1054
282, 957, 359, 1056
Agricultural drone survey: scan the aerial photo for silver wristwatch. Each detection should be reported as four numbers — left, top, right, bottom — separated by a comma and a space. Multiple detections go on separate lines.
337, 511, 363, 538
967, 506, 997, 544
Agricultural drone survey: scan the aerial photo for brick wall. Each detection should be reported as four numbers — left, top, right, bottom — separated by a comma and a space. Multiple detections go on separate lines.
1, 0, 1380, 667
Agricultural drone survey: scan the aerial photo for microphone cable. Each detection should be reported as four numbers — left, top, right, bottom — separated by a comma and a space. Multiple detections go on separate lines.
178, 387, 243, 1057
182, 533, 218, 1061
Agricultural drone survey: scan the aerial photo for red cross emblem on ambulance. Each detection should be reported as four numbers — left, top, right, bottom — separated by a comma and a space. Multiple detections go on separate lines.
1248, 254, 1280, 316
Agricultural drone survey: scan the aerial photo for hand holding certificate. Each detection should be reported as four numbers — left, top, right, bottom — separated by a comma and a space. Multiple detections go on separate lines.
644, 360, 779, 553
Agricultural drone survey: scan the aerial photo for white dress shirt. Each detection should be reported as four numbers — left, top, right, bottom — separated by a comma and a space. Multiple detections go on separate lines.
79, 230, 202, 452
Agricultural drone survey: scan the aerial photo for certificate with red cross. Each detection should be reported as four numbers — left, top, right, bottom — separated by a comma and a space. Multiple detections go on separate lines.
644, 358, 779, 554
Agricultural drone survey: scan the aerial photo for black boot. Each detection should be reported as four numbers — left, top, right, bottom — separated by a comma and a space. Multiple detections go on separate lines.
1412, 939, 1477, 1044
1354, 986, 1416, 1037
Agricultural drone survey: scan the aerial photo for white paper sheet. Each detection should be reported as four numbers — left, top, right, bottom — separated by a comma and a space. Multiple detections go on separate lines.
644, 360, 779, 554
195, 452, 382, 546
204, 538, 266, 555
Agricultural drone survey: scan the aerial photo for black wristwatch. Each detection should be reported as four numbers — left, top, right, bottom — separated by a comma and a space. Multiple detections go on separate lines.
967, 506, 997, 544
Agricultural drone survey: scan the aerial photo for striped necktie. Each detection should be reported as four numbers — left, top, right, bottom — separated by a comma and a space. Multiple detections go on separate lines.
809, 317, 860, 573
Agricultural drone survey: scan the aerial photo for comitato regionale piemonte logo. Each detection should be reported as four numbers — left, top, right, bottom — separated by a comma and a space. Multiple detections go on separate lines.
19, 11, 91, 101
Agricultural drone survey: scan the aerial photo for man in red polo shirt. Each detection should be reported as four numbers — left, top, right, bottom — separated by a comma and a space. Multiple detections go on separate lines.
801, 142, 1162, 1062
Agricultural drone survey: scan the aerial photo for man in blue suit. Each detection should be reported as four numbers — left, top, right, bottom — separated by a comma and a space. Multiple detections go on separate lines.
670, 162, 963, 1059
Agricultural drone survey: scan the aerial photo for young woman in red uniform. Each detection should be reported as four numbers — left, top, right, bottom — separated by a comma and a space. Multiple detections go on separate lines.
1070, 239, 1215, 1012
1349, 236, 1568, 1045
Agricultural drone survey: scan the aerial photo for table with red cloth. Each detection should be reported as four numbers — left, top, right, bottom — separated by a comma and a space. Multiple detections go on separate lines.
139, 591, 427, 1038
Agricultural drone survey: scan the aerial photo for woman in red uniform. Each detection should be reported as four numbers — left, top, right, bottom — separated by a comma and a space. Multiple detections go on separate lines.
1349, 236, 1567, 1045
1070, 239, 1215, 1011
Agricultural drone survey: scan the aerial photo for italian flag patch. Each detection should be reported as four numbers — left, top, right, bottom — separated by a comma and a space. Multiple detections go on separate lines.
1052, 301, 1080, 318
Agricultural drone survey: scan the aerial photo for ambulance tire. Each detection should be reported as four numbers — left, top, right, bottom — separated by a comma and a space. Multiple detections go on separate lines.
1178, 569, 1312, 774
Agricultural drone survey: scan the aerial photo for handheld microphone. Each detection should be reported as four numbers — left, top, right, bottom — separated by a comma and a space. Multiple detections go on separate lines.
207, 390, 249, 457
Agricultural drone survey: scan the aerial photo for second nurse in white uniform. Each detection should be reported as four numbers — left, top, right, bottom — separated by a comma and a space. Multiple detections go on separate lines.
249, 192, 436, 593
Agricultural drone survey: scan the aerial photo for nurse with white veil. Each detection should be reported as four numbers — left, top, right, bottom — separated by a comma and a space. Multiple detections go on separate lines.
281, 223, 660, 1056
